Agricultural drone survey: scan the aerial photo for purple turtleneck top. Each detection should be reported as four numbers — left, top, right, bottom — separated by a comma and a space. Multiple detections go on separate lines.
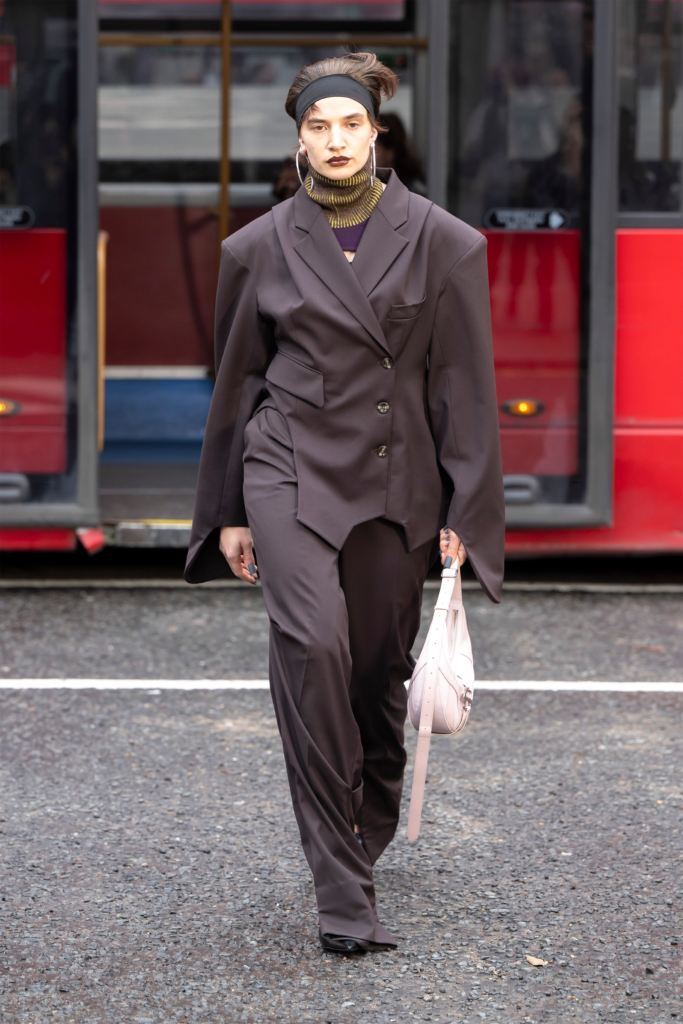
332, 219, 369, 252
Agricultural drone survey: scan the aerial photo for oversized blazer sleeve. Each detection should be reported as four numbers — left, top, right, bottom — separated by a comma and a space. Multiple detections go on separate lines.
184, 240, 275, 584
427, 233, 505, 602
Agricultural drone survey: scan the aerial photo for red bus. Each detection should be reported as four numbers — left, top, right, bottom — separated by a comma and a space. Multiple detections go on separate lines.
1, 0, 681, 557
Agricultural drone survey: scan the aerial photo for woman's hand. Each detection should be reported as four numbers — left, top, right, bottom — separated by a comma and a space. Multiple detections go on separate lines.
219, 527, 258, 584
439, 526, 467, 568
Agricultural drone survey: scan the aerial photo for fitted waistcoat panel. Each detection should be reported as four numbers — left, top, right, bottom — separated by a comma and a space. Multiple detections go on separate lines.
185, 170, 505, 601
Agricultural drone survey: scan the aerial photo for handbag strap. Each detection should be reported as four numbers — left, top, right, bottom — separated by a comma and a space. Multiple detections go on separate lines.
434, 564, 461, 611
407, 562, 460, 842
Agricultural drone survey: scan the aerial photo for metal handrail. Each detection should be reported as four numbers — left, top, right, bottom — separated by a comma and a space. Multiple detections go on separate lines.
97, 231, 109, 453
219, 0, 231, 249
98, 32, 427, 48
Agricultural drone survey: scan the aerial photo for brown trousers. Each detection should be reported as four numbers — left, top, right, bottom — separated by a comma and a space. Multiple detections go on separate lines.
243, 408, 435, 944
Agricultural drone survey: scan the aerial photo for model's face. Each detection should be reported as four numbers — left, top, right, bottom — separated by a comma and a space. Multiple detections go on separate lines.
299, 96, 376, 180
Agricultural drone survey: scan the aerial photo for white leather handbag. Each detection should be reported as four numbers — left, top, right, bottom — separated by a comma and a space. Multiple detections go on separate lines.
406, 561, 474, 841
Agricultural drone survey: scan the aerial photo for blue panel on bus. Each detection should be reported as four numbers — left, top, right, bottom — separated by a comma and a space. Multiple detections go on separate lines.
101, 379, 213, 464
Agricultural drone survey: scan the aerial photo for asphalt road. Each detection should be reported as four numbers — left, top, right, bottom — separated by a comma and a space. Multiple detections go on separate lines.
1, 687, 681, 1024
1, 582, 682, 1024
0, 586, 681, 681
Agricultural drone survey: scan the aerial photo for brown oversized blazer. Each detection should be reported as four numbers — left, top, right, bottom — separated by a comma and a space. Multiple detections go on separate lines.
184, 169, 505, 601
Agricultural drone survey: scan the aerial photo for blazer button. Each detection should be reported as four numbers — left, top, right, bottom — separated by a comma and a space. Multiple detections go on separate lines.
381, 357, 394, 369
376, 445, 388, 457
376, 401, 390, 414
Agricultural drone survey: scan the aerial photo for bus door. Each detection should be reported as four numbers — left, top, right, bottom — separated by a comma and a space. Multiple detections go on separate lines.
0, 0, 99, 548
444, 0, 616, 534
97, 0, 426, 546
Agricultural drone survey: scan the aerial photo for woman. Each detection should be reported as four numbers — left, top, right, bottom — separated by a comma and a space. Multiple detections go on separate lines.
185, 53, 504, 954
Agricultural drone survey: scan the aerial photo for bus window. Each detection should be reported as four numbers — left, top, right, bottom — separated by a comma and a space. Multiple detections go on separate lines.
618, 0, 682, 213
447, 0, 592, 508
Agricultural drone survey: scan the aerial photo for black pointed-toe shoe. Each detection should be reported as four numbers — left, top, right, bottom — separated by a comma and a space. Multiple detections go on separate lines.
319, 930, 369, 955
354, 830, 366, 850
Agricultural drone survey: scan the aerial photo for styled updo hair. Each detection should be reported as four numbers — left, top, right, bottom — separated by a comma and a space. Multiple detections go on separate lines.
285, 52, 399, 130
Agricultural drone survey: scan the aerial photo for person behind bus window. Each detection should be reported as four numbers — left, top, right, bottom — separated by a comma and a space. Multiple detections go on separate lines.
525, 96, 585, 214
185, 52, 504, 955
0, 141, 17, 205
273, 154, 306, 202
374, 111, 426, 195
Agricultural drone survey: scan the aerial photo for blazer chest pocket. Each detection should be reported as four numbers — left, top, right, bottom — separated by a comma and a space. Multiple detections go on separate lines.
388, 295, 426, 321
266, 350, 324, 408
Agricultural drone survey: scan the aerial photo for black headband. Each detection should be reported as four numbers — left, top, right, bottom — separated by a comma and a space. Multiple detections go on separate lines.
295, 73, 376, 130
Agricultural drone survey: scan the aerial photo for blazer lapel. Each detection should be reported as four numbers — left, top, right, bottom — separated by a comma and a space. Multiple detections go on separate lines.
350, 170, 411, 298
290, 187, 391, 355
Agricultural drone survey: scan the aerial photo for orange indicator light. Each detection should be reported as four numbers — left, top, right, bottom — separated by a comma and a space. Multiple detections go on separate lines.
0, 399, 20, 417
501, 398, 544, 417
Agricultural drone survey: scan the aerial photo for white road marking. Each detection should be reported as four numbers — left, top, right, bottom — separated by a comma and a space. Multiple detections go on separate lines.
1, 680, 682, 692
474, 680, 683, 692
0, 679, 271, 690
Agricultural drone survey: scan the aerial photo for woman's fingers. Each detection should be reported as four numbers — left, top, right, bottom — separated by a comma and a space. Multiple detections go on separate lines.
439, 527, 460, 560
219, 527, 258, 583
238, 554, 258, 584
439, 527, 468, 566
242, 539, 258, 583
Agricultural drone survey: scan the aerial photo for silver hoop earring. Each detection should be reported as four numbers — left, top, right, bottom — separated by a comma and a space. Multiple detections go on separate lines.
296, 146, 306, 187
370, 140, 376, 188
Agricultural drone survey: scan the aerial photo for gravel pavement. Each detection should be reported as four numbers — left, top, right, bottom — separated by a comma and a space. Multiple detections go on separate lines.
1, 687, 682, 1024
1, 587, 682, 681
